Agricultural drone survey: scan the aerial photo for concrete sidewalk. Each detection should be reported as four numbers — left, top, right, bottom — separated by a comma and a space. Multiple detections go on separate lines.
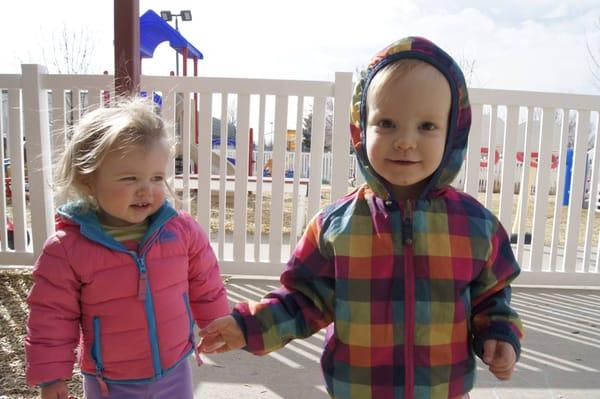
191, 279, 600, 399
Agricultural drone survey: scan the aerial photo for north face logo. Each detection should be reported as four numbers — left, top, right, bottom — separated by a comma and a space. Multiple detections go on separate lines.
159, 230, 177, 242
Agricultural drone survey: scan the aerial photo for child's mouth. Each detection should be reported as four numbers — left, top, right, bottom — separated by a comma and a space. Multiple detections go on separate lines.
390, 159, 418, 165
131, 202, 150, 209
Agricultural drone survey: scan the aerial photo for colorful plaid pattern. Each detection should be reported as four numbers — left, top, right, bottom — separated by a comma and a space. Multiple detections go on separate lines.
233, 37, 523, 399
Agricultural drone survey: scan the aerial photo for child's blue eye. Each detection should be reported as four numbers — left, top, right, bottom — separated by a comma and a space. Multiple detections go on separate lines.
377, 119, 395, 129
152, 176, 164, 182
121, 176, 136, 181
420, 122, 437, 131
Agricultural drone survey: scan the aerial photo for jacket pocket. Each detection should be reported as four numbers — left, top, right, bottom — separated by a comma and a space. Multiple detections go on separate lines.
183, 293, 195, 346
91, 316, 104, 375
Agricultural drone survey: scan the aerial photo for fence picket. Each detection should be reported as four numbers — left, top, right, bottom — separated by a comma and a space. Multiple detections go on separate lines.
253, 95, 266, 262
218, 94, 228, 260
289, 96, 304, 253
308, 97, 326, 220
233, 94, 250, 262
549, 110, 570, 269
530, 108, 555, 271
197, 93, 212, 234
582, 113, 600, 271
465, 104, 483, 196
498, 106, 518, 229
269, 95, 288, 263
563, 110, 590, 272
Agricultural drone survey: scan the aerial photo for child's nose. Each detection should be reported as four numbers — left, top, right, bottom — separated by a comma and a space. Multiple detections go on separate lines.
136, 182, 151, 196
393, 131, 417, 150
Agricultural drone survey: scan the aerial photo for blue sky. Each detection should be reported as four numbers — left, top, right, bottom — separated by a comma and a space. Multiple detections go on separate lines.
1, 0, 599, 94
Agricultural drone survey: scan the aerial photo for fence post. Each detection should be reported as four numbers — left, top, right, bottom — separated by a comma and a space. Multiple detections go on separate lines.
22, 64, 55, 258
330, 72, 353, 201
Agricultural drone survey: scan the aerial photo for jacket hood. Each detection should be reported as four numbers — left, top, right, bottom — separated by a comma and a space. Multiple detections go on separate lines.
350, 36, 471, 201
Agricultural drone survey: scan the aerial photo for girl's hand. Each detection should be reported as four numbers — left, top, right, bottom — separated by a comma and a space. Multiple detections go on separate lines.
199, 315, 246, 353
40, 380, 69, 399
483, 339, 517, 380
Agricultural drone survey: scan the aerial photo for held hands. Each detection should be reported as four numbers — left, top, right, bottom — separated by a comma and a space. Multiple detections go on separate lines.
483, 339, 517, 380
198, 315, 246, 354
40, 380, 73, 399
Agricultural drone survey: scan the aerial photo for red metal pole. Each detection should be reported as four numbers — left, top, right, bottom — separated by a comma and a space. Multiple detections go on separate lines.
182, 47, 188, 77
114, 0, 140, 95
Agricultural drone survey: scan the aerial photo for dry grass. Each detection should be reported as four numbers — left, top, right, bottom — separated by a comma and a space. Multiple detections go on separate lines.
479, 191, 600, 249
195, 190, 332, 236
199, 187, 600, 249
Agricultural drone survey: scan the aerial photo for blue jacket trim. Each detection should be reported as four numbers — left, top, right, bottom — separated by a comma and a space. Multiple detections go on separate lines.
91, 316, 104, 375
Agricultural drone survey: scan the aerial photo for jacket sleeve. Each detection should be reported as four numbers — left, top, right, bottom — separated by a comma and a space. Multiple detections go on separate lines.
25, 234, 81, 386
470, 220, 524, 360
185, 214, 230, 328
232, 212, 335, 355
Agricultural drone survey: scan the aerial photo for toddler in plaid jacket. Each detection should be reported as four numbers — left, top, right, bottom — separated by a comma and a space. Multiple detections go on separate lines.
200, 36, 524, 399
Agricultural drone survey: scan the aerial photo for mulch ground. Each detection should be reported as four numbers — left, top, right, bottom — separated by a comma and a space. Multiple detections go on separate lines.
0, 269, 83, 399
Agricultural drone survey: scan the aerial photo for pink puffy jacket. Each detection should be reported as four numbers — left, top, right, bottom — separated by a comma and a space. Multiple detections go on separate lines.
25, 203, 230, 386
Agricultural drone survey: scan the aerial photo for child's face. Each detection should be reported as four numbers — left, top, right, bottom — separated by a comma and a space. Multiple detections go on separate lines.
366, 63, 451, 200
86, 139, 170, 227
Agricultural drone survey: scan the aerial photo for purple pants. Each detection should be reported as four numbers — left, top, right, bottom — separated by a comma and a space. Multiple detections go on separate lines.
83, 359, 193, 399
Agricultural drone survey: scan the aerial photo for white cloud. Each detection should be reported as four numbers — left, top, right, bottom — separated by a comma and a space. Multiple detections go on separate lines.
542, 4, 570, 19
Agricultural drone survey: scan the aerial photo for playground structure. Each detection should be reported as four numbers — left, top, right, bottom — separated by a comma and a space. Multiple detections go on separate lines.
140, 11, 264, 180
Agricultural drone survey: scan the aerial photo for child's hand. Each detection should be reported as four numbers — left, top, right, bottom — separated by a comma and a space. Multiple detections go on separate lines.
40, 380, 69, 399
483, 339, 516, 380
199, 315, 246, 354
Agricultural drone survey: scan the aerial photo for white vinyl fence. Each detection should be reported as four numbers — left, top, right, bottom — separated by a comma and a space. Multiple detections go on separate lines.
211, 149, 357, 184
0, 66, 599, 286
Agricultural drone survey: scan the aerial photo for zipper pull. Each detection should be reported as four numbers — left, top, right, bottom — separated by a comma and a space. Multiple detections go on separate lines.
96, 374, 109, 396
194, 345, 204, 366
403, 217, 413, 246
138, 271, 147, 301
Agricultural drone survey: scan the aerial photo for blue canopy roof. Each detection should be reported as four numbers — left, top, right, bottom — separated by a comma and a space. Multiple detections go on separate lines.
140, 10, 203, 60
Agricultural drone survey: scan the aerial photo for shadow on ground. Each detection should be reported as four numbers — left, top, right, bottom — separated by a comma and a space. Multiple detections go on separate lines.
2, 271, 598, 398
193, 280, 600, 399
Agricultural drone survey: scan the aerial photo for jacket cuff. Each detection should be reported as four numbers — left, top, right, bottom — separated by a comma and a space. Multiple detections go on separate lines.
473, 323, 521, 362
231, 310, 248, 337
232, 303, 269, 354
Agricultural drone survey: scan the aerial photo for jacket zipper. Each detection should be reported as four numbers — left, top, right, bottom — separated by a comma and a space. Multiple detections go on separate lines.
403, 202, 415, 399
130, 228, 165, 377
134, 229, 163, 301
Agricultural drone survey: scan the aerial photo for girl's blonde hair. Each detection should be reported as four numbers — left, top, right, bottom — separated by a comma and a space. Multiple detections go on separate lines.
54, 97, 174, 207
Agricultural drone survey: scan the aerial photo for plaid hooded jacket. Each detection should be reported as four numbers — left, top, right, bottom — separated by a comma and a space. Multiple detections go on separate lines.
233, 37, 524, 399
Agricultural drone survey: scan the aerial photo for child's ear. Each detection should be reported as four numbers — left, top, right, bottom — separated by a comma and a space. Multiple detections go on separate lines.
79, 176, 95, 196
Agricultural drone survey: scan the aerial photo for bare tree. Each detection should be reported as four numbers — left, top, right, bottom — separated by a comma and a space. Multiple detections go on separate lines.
44, 24, 96, 74
457, 54, 477, 87
586, 16, 600, 90
302, 98, 334, 152
19, 25, 98, 130
20, 24, 97, 74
